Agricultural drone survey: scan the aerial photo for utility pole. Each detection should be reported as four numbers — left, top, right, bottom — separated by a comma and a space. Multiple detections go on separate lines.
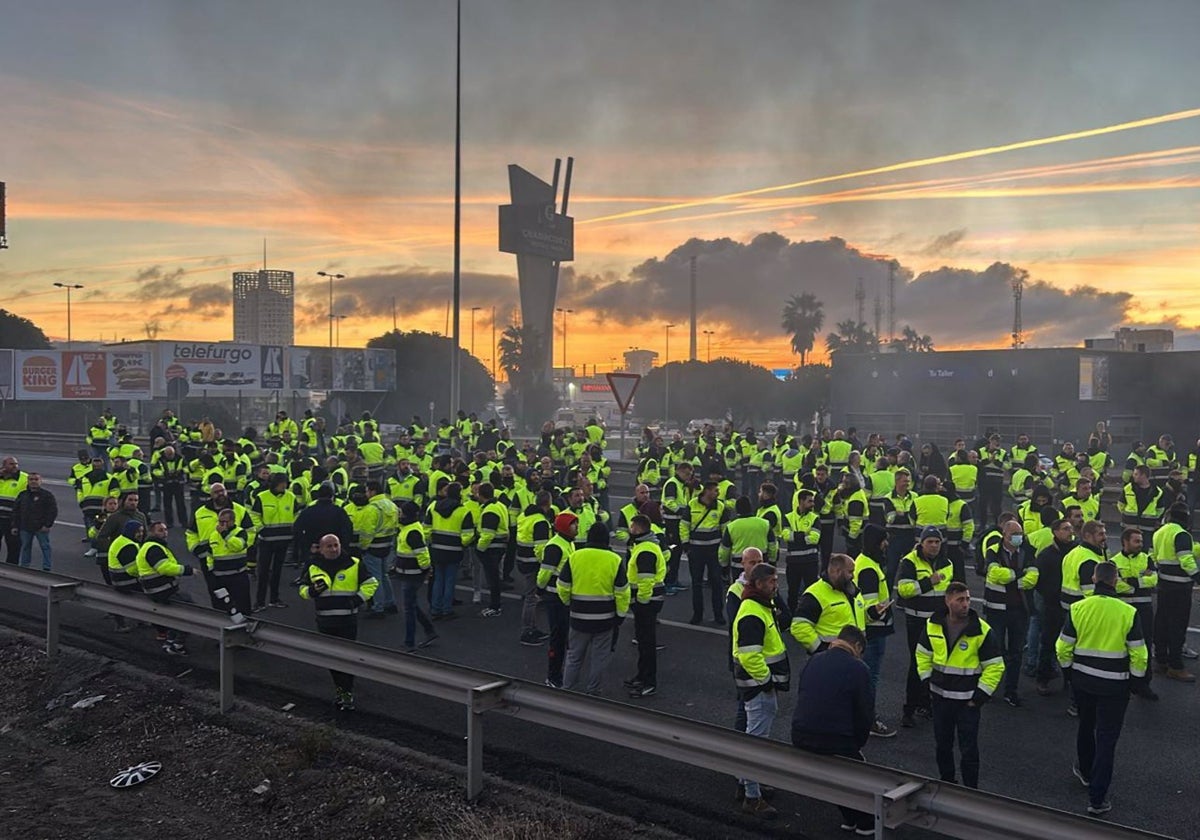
450, 0, 463, 418
317, 272, 344, 349
53, 282, 84, 347
855, 277, 866, 326
689, 255, 698, 361
887, 260, 897, 342
664, 323, 676, 428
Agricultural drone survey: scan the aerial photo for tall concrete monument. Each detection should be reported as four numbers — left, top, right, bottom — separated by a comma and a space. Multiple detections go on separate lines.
499, 160, 575, 381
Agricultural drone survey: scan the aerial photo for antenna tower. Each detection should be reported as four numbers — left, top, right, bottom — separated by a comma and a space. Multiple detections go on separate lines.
1011, 271, 1025, 349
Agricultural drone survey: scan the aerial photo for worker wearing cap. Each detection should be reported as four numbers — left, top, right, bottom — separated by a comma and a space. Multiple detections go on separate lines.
897, 526, 954, 727
538, 512, 578, 688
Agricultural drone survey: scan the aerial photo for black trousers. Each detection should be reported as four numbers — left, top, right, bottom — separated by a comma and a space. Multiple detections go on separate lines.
1074, 688, 1130, 807
255, 541, 289, 606
904, 615, 930, 714
209, 570, 252, 617
985, 607, 1028, 697
545, 595, 570, 686
0, 519, 18, 564
664, 521, 683, 586
977, 482, 1003, 528
159, 483, 186, 527
1154, 584, 1191, 669
319, 621, 358, 692
932, 698, 981, 788
1037, 600, 1064, 683
633, 600, 662, 686
818, 522, 835, 568
689, 545, 724, 620
785, 557, 819, 615
478, 547, 504, 610
503, 528, 517, 579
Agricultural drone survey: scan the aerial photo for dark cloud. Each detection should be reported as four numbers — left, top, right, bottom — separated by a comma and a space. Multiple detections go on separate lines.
133, 265, 187, 298
152, 282, 229, 323
294, 268, 517, 329
919, 228, 967, 257
568, 233, 1132, 347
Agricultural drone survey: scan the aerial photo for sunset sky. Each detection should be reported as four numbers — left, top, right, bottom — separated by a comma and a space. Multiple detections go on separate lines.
2, 0, 1199, 372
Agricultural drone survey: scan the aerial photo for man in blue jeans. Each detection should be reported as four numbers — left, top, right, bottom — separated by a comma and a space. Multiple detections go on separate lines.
13, 473, 57, 572
731, 562, 788, 819
426, 482, 475, 620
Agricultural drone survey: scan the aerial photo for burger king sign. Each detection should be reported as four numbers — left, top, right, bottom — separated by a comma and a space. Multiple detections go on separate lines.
18, 353, 59, 397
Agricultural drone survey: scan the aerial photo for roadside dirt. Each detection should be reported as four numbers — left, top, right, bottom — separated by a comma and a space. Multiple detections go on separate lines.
0, 632, 677, 839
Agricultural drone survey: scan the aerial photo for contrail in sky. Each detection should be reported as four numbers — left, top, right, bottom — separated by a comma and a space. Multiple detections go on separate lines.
581, 106, 1200, 225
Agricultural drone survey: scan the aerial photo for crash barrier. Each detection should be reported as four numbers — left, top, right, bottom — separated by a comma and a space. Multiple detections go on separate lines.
0, 565, 1166, 840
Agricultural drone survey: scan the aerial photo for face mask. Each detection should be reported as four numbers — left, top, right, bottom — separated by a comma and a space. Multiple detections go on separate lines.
1010, 534, 1024, 547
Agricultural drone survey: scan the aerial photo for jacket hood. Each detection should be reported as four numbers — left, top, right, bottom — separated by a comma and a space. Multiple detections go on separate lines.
434, 496, 462, 517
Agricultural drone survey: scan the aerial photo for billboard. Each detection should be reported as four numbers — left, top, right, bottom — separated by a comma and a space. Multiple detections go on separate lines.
1079, 355, 1109, 401
288, 347, 395, 391
107, 350, 153, 399
160, 342, 263, 395
498, 203, 574, 261
62, 352, 107, 399
0, 349, 13, 399
16, 352, 60, 399
10, 349, 152, 400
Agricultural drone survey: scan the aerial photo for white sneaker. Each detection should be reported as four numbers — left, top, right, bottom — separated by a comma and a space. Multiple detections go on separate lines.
472, 592, 483, 604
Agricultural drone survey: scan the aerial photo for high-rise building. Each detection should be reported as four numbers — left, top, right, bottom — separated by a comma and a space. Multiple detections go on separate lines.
232, 270, 294, 346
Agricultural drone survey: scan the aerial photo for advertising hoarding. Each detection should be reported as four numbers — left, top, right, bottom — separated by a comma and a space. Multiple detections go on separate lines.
160, 342, 262, 395
107, 350, 153, 399
10, 349, 152, 400
0, 349, 14, 399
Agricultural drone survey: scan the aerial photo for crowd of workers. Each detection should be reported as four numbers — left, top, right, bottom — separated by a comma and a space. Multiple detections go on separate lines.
0, 408, 1192, 822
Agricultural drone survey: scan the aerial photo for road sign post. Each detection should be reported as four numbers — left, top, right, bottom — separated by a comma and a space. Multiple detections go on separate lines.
606, 372, 641, 460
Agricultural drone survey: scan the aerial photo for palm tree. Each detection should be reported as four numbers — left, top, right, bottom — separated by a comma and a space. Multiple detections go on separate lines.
825, 319, 879, 355
498, 325, 548, 382
780, 293, 825, 366
889, 324, 936, 353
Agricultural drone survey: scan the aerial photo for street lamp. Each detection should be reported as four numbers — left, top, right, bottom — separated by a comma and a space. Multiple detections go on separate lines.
556, 307, 573, 400
470, 306, 481, 357
702, 329, 715, 362
317, 272, 345, 350
664, 323, 676, 429
53, 283, 84, 348
334, 314, 348, 348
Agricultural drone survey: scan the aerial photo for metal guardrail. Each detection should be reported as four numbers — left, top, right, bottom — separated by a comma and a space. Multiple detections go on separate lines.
0, 565, 1168, 840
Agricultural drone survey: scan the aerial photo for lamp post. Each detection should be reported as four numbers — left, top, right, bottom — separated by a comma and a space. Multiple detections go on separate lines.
702, 329, 715, 362
556, 307, 573, 401
664, 323, 676, 429
334, 314, 347, 348
470, 306, 481, 357
317, 272, 345, 350
52, 283, 84, 348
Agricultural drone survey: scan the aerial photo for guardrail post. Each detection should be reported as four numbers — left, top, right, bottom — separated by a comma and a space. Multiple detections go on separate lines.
45, 582, 80, 658
466, 680, 510, 801
878, 779, 925, 837
219, 624, 254, 713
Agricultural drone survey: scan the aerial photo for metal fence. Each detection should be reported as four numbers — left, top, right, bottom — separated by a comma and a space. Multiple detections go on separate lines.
0, 565, 1167, 840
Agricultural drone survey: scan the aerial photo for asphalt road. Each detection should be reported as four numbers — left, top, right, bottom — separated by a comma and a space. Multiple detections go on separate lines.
0, 449, 1192, 839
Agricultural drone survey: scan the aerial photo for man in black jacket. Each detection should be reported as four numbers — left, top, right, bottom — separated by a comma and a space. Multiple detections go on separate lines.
1034, 516, 1077, 696
292, 482, 354, 573
791, 624, 875, 835
13, 473, 58, 571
